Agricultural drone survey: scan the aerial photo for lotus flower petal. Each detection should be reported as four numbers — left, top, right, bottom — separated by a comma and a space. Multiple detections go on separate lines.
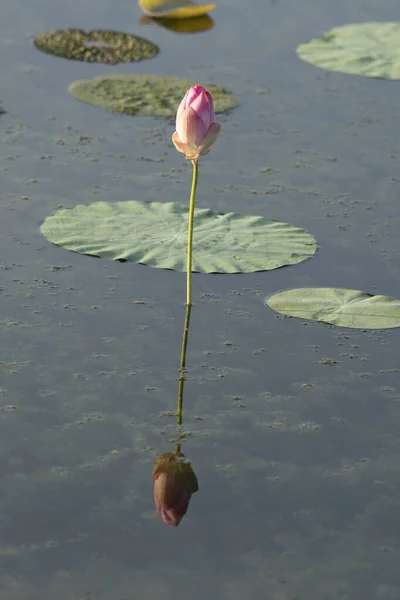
173, 85, 220, 160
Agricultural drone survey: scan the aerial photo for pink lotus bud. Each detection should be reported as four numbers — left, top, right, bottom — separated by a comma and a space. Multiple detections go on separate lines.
152, 452, 199, 527
172, 84, 221, 161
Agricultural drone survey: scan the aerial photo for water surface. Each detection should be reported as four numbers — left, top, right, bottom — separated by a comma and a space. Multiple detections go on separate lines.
1, 0, 400, 598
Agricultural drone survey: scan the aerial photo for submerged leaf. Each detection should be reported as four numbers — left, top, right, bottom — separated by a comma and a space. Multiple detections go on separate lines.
34, 29, 159, 64
266, 287, 400, 329
41, 201, 317, 274
139, 0, 215, 19
69, 74, 237, 116
297, 22, 400, 79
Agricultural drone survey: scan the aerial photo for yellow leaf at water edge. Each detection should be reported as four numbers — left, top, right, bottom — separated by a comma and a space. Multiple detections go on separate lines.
139, 0, 216, 19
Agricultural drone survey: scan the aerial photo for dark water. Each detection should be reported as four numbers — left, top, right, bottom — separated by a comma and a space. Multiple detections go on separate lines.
1, 0, 400, 598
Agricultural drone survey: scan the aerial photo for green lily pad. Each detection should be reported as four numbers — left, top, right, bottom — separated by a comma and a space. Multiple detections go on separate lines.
297, 22, 400, 79
34, 29, 159, 64
40, 201, 316, 274
266, 287, 400, 329
69, 74, 237, 116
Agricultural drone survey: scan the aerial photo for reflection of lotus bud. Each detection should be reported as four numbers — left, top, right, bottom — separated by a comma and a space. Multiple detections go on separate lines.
172, 84, 221, 161
152, 452, 199, 527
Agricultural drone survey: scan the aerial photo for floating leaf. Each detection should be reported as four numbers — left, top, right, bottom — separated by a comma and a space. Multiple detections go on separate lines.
69, 74, 237, 116
266, 288, 400, 329
34, 29, 159, 64
297, 22, 400, 79
139, 0, 215, 19
41, 201, 317, 274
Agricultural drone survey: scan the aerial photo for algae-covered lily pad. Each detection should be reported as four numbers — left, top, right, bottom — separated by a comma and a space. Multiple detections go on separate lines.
34, 29, 159, 64
139, 0, 215, 19
266, 287, 400, 329
41, 201, 317, 274
69, 74, 237, 116
297, 22, 400, 79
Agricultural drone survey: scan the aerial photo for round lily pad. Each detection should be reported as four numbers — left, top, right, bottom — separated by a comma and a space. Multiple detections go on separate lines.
69, 74, 237, 116
297, 22, 400, 79
266, 287, 400, 329
139, 0, 216, 19
34, 29, 159, 64
40, 201, 317, 274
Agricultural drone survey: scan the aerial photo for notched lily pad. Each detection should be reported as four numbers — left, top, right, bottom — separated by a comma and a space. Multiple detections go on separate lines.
297, 22, 400, 79
41, 200, 317, 274
69, 74, 238, 116
34, 29, 159, 64
266, 287, 400, 329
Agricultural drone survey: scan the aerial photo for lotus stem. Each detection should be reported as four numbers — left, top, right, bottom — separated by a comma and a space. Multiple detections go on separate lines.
186, 159, 198, 308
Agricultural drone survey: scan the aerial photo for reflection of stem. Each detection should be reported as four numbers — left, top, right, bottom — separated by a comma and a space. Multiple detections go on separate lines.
186, 160, 199, 308
176, 304, 192, 445
176, 159, 197, 451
